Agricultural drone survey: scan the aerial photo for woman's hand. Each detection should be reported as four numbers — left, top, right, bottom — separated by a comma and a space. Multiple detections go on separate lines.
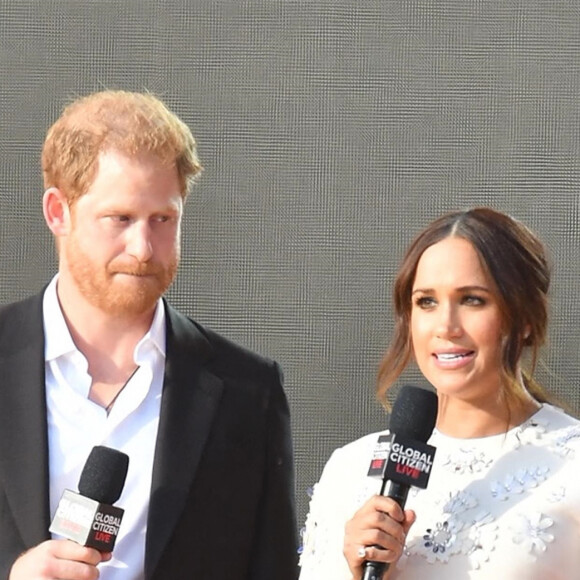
343, 495, 416, 579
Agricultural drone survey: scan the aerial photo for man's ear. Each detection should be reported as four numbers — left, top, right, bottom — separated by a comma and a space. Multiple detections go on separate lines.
43, 187, 71, 236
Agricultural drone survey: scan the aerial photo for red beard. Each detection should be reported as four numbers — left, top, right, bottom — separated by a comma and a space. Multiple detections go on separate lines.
65, 233, 178, 317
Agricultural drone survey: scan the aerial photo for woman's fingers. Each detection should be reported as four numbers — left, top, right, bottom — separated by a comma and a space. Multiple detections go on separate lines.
343, 495, 415, 577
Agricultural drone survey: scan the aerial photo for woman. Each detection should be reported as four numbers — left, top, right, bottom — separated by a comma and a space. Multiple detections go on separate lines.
299, 208, 580, 579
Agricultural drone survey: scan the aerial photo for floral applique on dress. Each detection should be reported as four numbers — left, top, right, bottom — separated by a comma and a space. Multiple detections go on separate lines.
509, 512, 554, 556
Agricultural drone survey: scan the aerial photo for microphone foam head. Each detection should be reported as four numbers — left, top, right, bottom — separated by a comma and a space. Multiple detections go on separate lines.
389, 385, 438, 442
78, 446, 129, 505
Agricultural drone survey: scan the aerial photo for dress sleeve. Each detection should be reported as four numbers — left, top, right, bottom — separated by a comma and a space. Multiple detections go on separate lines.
298, 446, 356, 580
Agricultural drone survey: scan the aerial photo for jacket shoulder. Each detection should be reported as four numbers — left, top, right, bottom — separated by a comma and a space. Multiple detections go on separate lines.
165, 304, 282, 383
0, 293, 44, 352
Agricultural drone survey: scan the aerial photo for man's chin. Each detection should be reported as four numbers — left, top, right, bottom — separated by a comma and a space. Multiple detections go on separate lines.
98, 293, 161, 318
93, 279, 166, 316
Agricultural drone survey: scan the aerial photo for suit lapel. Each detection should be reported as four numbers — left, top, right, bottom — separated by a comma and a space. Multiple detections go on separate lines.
0, 294, 50, 548
145, 303, 224, 578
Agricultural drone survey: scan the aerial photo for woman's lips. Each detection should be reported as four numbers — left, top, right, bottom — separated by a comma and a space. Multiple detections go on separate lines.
432, 350, 475, 368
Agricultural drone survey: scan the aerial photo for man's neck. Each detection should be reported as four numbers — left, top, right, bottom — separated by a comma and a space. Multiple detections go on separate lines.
55, 276, 156, 381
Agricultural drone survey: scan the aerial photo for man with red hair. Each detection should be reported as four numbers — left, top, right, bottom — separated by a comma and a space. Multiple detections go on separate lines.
0, 90, 298, 580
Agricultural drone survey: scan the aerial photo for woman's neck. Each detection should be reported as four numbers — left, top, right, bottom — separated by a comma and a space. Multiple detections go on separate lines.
435, 395, 541, 438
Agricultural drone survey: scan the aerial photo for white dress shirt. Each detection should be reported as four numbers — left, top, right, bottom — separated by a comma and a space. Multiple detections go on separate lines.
43, 276, 165, 580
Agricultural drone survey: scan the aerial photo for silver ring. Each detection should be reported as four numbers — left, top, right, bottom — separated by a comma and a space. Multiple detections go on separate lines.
357, 546, 367, 559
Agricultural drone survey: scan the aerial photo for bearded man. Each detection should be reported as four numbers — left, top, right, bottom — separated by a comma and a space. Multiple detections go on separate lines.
0, 91, 298, 580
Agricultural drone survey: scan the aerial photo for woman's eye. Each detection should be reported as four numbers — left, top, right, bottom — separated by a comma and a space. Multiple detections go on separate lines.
463, 295, 485, 306
415, 296, 436, 308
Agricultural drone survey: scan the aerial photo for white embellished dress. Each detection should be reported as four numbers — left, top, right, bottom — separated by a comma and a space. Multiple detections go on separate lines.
299, 404, 580, 579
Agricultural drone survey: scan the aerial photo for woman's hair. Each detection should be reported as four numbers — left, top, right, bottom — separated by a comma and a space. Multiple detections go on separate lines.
377, 207, 551, 411
42, 90, 202, 203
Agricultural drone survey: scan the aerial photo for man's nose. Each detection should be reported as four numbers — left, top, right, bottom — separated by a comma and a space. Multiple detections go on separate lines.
125, 221, 153, 262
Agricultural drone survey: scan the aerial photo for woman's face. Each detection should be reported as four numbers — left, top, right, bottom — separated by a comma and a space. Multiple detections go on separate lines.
410, 236, 505, 405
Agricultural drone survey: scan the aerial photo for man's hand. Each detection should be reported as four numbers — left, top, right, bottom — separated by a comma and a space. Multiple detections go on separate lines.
9, 539, 111, 580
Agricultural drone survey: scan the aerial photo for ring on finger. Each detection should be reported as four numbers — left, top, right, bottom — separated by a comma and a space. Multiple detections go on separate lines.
357, 546, 367, 559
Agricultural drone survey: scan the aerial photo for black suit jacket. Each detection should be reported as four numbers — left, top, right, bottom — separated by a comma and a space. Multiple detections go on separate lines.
0, 292, 299, 579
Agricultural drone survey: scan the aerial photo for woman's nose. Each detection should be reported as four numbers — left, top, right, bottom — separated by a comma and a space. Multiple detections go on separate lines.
435, 304, 463, 339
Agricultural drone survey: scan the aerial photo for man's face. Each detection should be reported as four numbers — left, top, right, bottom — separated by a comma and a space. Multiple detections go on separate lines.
62, 149, 183, 318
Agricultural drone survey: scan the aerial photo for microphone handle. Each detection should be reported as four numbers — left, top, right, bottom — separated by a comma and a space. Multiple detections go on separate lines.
380, 480, 410, 506
361, 481, 410, 580
361, 562, 387, 580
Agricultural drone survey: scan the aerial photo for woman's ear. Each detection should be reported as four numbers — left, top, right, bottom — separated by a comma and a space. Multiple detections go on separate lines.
43, 187, 71, 237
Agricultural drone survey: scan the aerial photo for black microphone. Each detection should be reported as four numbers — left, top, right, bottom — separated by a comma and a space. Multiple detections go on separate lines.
49, 445, 129, 552
362, 385, 438, 580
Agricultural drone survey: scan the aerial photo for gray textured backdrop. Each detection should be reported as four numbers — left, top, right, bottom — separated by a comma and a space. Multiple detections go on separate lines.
1, 0, 580, 534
